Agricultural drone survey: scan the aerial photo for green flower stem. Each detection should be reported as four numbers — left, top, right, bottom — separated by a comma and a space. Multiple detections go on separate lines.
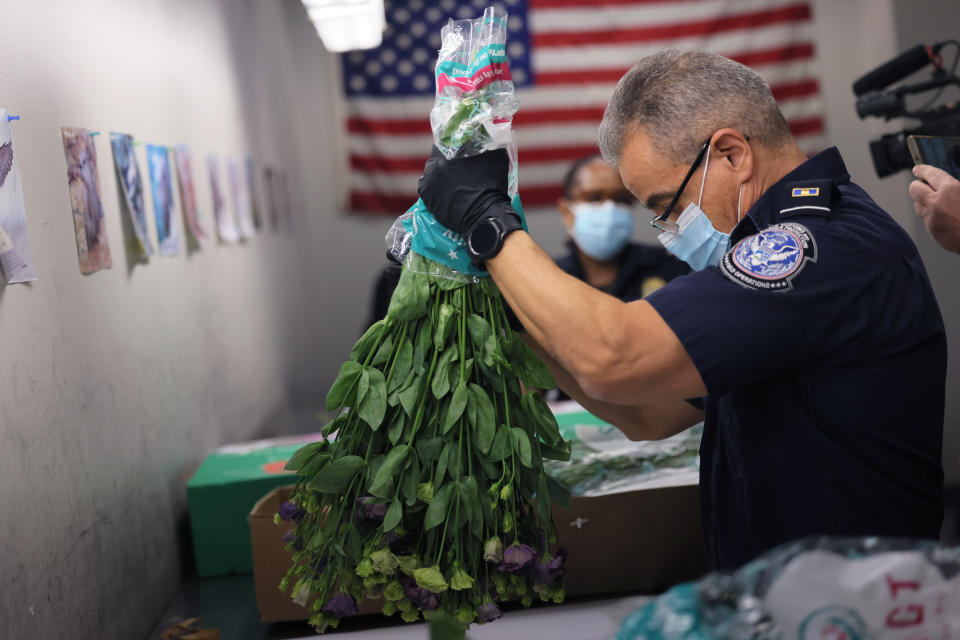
437, 493, 460, 564
384, 320, 409, 388
407, 345, 439, 444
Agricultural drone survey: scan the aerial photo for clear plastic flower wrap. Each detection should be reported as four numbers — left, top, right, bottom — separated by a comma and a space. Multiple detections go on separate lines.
617, 536, 960, 640
386, 5, 524, 278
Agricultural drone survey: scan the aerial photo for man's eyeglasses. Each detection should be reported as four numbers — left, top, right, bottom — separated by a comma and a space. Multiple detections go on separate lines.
650, 134, 750, 234
650, 139, 711, 234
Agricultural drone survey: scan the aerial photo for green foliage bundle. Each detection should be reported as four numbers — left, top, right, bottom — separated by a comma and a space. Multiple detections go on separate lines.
278, 254, 571, 632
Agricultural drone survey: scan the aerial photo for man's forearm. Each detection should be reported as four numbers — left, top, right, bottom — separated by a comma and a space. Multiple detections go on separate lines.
523, 337, 703, 441
487, 231, 626, 387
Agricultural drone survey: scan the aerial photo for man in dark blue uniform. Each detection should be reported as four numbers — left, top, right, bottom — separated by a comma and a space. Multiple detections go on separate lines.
418, 50, 946, 570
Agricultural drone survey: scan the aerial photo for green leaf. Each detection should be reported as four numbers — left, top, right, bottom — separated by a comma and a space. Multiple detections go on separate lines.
415, 437, 443, 462
466, 314, 492, 351
424, 482, 456, 531
387, 264, 430, 322
431, 349, 457, 399
546, 473, 571, 508
351, 318, 388, 362
371, 334, 393, 367
488, 426, 511, 462
468, 384, 495, 454
535, 474, 552, 525
357, 367, 387, 429
387, 409, 405, 445
402, 456, 419, 506
487, 333, 508, 367
321, 415, 347, 438
539, 439, 572, 462
478, 456, 500, 480
325, 361, 362, 411
384, 499, 403, 532
433, 304, 456, 350
369, 445, 411, 498
449, 357, 473, 391
481, 334, 497, 368
347, 530, 363, 563
443, 381, 468, 434
523, 392, 564, 447
460, 476, 482, 540
309, 455, 363, 493
284, 441, 324, 472
298, 452, 331, 478
399, 374, 420, 417
357, 368, 370, 405
388, 339, 414, 394
412, 321, 432, 376
449, 444, 463, 479
435, 442, 452, 486
518, 343, 556, 389
510, 428, 532, 467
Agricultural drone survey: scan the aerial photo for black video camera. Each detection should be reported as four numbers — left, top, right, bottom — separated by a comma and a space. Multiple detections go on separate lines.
853, 41, 960, 177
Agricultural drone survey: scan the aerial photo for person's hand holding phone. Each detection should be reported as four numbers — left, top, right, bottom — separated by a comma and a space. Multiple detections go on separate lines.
910, 164, 960, 254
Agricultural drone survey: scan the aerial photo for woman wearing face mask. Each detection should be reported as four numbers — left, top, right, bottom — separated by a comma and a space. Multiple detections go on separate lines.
555, 155, 688, 302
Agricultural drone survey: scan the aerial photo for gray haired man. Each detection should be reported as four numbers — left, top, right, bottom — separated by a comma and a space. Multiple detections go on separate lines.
418, 50, 946, 570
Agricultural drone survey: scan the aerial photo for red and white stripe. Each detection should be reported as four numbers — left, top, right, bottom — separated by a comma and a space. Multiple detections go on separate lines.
346, 0, 827, 215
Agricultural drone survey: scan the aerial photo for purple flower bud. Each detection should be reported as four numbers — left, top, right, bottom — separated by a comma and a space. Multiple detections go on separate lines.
277, 500, 304, 523
531, 548, 568, 584
312, 555, 329, 579
498, 543, 536, 573
356, 496, 388, 522
401, 577, 440, 610
322, 593, 358, 617
281, 530, 304, 551
477, 601, 502, 623
385, 530, 415, 554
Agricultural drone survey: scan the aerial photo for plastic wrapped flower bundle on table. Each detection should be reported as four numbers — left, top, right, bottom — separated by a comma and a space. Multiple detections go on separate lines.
276, 7, 572, 634
617, 536, 960, 640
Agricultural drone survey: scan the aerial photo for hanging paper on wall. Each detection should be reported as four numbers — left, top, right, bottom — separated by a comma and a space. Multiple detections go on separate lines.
245, 156, 262, 230
146, 145, 180, 257
0, 108, 37, 283
227, 156, 255, 239
263, 166, 279, 231
62, 126, 112, 274
174, 145, 206, 244
109, 132, 153, 260
207, 155, 239, 243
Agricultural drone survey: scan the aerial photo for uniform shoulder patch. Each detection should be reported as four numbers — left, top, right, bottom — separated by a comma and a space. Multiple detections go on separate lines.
720, 222, 817, 292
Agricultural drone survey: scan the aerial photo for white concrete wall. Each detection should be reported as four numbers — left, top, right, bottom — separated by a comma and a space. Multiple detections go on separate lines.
0, 1, 347, 637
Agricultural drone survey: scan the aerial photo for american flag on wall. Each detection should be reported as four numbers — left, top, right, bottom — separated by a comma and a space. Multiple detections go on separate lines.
342, 0, 827, 215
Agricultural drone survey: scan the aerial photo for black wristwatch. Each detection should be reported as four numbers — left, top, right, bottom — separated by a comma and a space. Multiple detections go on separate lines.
465, 214, 523, 267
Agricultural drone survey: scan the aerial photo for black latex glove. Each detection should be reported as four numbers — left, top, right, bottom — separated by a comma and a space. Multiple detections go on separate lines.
418, 146, 516, 234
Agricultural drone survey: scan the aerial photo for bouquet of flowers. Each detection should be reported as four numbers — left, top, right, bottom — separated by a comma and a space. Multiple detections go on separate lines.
277, 7, 572, 633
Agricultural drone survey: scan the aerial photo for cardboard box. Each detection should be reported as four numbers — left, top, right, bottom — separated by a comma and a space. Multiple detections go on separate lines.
187, 432, 326, 577
250, 482, 707, 622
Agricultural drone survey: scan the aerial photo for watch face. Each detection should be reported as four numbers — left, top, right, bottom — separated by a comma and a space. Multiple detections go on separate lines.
469, 219, 499, 257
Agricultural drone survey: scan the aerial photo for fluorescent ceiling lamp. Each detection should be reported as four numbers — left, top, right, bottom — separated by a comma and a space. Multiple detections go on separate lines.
301, 0, 386, 52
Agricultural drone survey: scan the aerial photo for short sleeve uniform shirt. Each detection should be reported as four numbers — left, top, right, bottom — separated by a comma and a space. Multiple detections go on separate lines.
645, 148, 946, 570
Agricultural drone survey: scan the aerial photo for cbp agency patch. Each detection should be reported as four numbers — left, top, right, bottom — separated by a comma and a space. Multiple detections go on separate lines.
721, 223, 817, 292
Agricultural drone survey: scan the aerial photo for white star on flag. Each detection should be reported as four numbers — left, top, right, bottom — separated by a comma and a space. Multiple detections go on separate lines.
448, 248, 459, 261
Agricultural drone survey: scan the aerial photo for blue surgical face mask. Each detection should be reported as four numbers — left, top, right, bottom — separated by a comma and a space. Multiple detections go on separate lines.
656, 146, 743, 271
570, 200, 635, 260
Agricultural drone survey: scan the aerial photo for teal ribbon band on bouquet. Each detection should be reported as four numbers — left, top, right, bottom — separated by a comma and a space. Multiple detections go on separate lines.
402, 194, 526, 277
